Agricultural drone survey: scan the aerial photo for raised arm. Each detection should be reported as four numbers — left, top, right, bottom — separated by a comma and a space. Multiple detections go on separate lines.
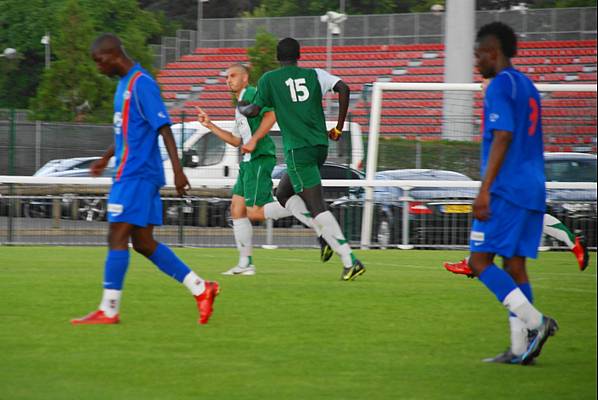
196, 107, 241, 147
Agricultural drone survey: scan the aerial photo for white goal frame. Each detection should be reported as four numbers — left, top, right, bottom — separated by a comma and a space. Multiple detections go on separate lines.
361, 82, 598, 248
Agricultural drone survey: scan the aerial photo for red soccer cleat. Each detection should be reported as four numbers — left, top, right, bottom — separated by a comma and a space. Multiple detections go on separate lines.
71, 310, 120, 325
195, 281, 220, 325
572, 236, 590, 271
443, 259, 475, 278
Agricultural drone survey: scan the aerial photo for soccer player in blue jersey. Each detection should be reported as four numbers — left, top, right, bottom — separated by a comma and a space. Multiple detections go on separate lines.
71, 33, 219, 325
467, 22, 558, 364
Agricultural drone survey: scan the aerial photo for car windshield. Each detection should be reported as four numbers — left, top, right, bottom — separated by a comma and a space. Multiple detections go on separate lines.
545, 159, 597, 182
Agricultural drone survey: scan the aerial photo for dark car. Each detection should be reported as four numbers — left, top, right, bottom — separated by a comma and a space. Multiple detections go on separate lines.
272, 161, 364, 201
544, 152, 597, 247
331, 169, 477, 247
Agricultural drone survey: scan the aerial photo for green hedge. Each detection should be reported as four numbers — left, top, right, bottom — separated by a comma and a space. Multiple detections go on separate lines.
366, 137, 482, 179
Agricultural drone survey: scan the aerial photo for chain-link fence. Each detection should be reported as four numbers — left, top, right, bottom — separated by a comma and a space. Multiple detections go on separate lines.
154, 7, 597, 68
0, 115, 112, 176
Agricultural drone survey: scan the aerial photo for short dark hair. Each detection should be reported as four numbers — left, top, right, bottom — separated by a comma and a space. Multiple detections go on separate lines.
277, 38, 300, 62
228, 63, 250, 74
476, 22, 517, 58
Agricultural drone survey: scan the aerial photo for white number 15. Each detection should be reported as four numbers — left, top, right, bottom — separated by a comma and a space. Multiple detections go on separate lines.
285, 78, 310, 102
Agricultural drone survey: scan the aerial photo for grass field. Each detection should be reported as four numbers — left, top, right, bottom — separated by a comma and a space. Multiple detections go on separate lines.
0, 247, 596, 400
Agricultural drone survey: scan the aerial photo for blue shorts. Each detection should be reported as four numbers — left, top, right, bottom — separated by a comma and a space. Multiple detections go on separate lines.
107, 178, 163, 227
469, 195, 543, 259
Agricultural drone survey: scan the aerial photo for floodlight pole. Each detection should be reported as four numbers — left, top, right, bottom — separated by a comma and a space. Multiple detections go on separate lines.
326, 26, 332, 116
197, 0, 209, 49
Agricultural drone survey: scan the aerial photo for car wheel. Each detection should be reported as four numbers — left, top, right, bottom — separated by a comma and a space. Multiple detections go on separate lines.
78, 198, 106, 222
24, 202, 51, 219
377, 218, 391, 249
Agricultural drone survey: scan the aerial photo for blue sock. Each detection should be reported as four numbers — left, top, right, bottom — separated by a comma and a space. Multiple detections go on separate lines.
518, 282, 533, 303
103, 249, 130, 290
510, 282, 534, 317
478, 264, 518, 303
148, 243, 191, 283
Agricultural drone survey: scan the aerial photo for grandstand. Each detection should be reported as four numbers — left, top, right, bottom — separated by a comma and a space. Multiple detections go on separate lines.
158, 40, 597, 153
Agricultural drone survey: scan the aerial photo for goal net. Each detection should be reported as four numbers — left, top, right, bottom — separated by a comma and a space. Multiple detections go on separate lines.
357, 82, 597, 249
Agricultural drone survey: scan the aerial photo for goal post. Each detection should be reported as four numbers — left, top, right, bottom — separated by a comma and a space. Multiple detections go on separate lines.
361, 81, 598, 248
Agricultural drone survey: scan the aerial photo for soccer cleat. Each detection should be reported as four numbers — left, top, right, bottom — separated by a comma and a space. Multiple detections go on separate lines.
341, 259, 366, 281
520, 316, 559, 365
443, 259, 475, 278
482, 348, 527, 365
195, 281, 220, 325
71, 310, 119, 325
572, 235, 589, 271
319, 236, 334, 263
221, 264, 256, 276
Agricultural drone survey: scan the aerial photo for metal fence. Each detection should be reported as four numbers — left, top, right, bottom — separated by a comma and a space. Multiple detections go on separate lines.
0, 117, 113, 176
154, 7, 597, 68
1, 193, 595, 250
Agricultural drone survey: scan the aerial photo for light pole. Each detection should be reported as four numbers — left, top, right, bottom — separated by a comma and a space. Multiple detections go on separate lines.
41, 33, 51, 69
196, 0, 209, 49
0, 48, 17, 59
321, 11, 347, 115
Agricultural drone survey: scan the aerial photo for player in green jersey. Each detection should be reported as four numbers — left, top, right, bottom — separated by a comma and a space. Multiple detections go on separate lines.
238, 38, 365, 281
197, 64, 330, 275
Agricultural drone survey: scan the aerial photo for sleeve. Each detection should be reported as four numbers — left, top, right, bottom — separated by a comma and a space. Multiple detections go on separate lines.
315, 68, 341, 95
247, 86, 273, 117
133, 75, 172, 132
253, 76, 272, 108
485, 77, 515, 134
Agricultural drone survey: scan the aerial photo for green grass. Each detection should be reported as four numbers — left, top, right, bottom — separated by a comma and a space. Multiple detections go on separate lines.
0, 247, 595, 400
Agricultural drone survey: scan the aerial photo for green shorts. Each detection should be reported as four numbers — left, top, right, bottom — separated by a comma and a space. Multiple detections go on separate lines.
285, 145, 328, 193
232, 155, 276, 207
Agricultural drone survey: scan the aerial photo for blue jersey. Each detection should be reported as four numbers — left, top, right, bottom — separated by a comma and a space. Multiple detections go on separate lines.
112, 64, 170, 187
482, 67, 546, 212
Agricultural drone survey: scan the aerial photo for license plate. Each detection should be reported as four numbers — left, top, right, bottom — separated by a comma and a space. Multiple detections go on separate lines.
442, 204, 472, 213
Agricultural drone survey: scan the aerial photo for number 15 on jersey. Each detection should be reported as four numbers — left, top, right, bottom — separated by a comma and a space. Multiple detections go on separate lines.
285, 78, 310, 102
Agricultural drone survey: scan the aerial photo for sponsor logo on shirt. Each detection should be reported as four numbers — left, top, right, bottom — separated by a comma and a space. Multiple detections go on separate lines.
158, 111, 166, 119
470, 231, 485, 242
113, 112, 122, 135
108, 203, 124, 216
489, 113, 499, 122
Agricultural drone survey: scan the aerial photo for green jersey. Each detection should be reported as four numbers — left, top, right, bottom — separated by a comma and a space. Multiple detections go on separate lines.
254, 65, 340, 152
234, 86, 276, 162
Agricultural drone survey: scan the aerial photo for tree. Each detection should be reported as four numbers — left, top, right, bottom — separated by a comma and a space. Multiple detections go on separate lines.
0, 0, 63, 109
1, 0, 168, 113
29, 0, 114, 122
247, 28, 278, 86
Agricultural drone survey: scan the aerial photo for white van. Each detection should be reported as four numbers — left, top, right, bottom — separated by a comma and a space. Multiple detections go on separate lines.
164, 121, 365, 181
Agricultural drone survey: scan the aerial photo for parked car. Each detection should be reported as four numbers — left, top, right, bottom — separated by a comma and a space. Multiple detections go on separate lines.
272, 161, 364, 201
25, 157, 115, 221
544, 152, 597, 247
331, 169, 477, 247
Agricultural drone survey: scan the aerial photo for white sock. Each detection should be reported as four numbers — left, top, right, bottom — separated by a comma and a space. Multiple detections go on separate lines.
264, 201, 292, 220
183, 271, 206, 296
502, 289, 543, 330
509, 316, 528, 356
233, 218, 253, 267
99, 289, 122, 318
543, 214, 575, 249
315, 211, 353, 268
285, 195, 323, 236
